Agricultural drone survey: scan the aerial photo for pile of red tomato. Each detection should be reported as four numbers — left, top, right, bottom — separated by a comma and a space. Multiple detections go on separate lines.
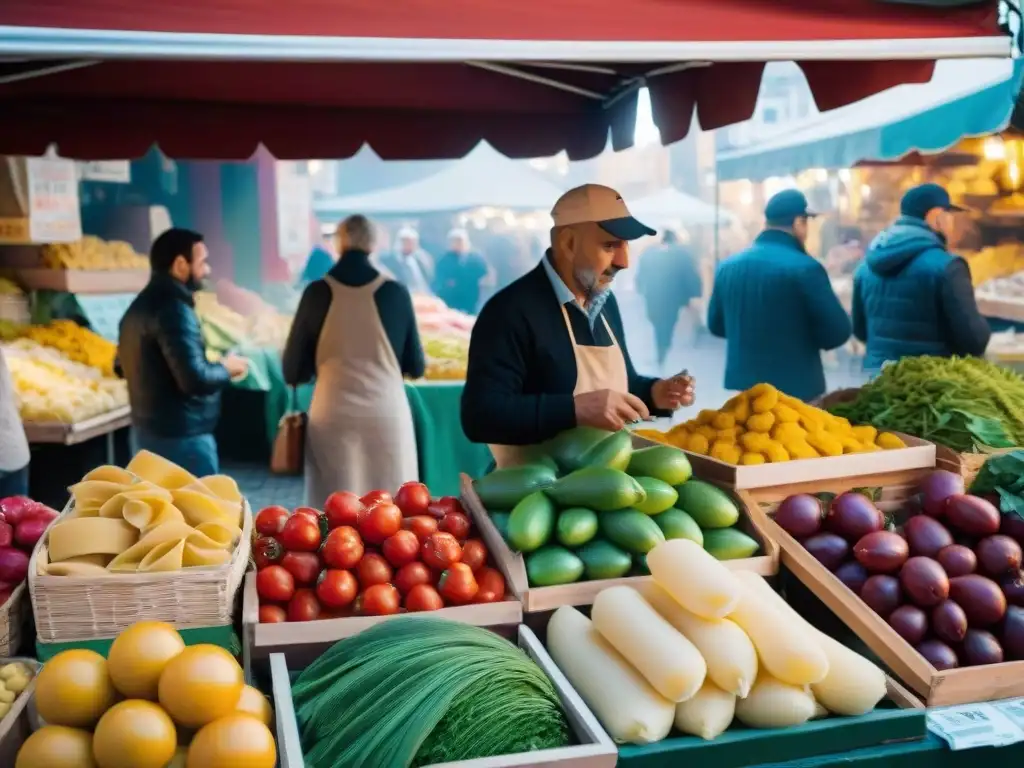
252, 482, 507, 622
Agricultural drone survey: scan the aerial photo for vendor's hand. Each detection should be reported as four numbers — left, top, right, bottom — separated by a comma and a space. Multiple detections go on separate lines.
223, 353, 250, 378
574, 389, 650, 432
652, 374, 695, 411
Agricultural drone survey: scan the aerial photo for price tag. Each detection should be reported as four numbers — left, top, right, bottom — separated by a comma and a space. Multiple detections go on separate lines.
26, 157, 81, 243
927, 703, 1024, 750
992, 698, 1024, 730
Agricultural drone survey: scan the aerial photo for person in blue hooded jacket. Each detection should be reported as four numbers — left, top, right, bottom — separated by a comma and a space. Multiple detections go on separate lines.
707, 190, 851, 401
852, 183, 990, 371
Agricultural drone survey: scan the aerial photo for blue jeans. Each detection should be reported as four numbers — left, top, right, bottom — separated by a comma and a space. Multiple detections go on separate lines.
131, 430, 220, 477
0, 465, 28, 498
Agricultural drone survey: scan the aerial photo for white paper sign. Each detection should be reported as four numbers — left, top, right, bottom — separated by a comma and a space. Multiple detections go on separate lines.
927, 702, 1024, 750
26, 157, 81, 243
79, 161, 131, 184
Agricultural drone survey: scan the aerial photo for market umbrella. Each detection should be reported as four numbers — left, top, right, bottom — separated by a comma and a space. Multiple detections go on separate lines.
0, 0, 1010, 160
628, 187, 737, 227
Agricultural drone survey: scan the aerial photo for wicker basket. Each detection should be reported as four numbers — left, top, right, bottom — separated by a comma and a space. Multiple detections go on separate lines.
958, 447, 1020, 488
28, 500, 252, 644
0, 585, 27, 657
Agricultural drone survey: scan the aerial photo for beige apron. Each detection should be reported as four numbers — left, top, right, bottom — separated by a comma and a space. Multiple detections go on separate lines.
489, 304, 629, 469
304, 275, 419, 506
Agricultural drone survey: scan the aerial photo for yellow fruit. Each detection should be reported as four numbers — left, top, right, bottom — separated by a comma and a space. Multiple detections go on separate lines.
107, 621, 185, 700
36, 649, 117, 728
158, 645, 245, 729
235, 684, 274, 726
15, 725, 96, 768
186, 714, 276, 768
93, 700, 177, 768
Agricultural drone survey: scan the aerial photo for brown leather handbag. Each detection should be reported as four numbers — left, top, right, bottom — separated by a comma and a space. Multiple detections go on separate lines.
270, 387, 307, 476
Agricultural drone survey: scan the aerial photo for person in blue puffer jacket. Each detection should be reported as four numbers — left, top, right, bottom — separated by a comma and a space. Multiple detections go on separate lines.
852, 183, 990, 371
708, 189, 851, 402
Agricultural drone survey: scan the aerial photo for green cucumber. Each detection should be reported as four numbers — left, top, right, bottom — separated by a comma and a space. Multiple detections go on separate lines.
703, 528, 760, 560
675, 480, 740, 528
473, 464, 557, 510
545, 427, 615, 472
652, 508, 704, 546
577, 540, 633, 580
632, 477, 678, 515
578, 430, 633, 471
598, 509, 666, 554
526, 546, 585, 586
507, 491, 556, 552
555, 508, 599, 548
627, 445, 693, 486
546, 467, 646, 511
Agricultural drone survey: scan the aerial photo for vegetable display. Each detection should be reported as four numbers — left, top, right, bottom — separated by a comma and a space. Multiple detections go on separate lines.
828, 356, 1024, 452
291, 618, 570, 767
0, 495, 58, 601
545, 538, 888, 745
35, 451, 244, 576
773, 469, 1024, 668
15, 620, 275, 768
0, 661, 34, 721
254, 482, 506, 622
635, 383, 907, 464
472, 428, 760, 587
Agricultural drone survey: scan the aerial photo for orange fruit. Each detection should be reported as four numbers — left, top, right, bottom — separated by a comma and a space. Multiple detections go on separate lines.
93, 700, 177, 768
158, 644, 244, 729
15, 725, 96, 768
107, 621, 185, 700
186, 714, 276, 768
35, 649, 117, 728
234, 684, 273, 726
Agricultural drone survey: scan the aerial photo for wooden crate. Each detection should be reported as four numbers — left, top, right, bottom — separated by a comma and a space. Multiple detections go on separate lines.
242, 570, 523, 667
270, 625, 618, 768
21, 405, 132, 446
462, 473, 779, 613
9, 267, 148, 294
632, 432, 936, 491
0, 585, 27, 657
741, 468, 1024, 706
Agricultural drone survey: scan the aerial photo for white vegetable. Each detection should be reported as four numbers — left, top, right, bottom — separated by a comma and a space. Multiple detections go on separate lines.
546, 606, 675, 744
735, 673, 817, 729
591, 586, 707, 702
811, 698, 829, 720
727, 578, 829, 686
735, 571, 887, 715
674, 681, 736, 740
647, 539, 740, 619
639, 581, 758, 698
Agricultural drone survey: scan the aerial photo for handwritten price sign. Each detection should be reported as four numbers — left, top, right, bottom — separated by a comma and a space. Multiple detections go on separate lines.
26, 157, 81, 243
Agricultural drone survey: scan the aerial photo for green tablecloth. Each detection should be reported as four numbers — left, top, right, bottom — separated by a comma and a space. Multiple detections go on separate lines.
757, 734, 1024, 768
241, 350, 490, 496
36, 624, 240, 661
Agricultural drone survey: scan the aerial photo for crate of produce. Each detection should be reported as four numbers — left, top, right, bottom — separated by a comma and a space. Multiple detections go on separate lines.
271, 620, 617, 768
0, 659, 39, 766
28, 451, 252, 643
245, 484, 524, 663
744, 463, 1024, 705
633, 384, 936, 490
461, 429, 778, 613
536, 553, 925, 768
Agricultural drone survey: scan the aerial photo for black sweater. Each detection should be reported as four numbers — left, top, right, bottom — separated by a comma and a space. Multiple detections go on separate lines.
282, 250, 425, 385
461, 262, 662, 446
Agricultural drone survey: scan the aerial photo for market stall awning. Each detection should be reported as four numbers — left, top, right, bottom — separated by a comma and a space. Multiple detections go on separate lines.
717, 57, 1023, 181
314, 142, 565, 217
0, 0, 1011, 160
629, 188, 738, 227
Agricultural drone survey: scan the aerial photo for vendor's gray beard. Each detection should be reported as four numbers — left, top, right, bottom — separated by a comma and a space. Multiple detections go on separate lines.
573, 266, 615, 304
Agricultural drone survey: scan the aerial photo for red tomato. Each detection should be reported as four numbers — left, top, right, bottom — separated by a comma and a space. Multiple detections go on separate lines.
294, 506, 322, 522
358, 503, 402, 545
460, 539, 488, 572
280, 515, 322, 552
321, 526, 364, 570
440, 512, 472, 541
473, 567, 506, 603
356, 553, 393, 588
256, 565, 295, 602
356, 584, 401, 616
252, 536, 283, 569
394, 482, 431, 517
422, 532, 462, 571
438, 563, 479, 605
403, 515, 439, 543
381, 530, 420, 567
259, 604, 287, 623
360, 490, 393, 510
280, 551, 320, 585
405, 584, 444, 612
324, 491, 365, 530
254, 505, 290, 537
428, 496, 463, 520
393, 562, 432, 595
316, 569, 358, 609
287, 589, 321, 622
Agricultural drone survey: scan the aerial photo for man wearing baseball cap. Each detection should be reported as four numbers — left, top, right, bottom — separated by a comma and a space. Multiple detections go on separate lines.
461, 183, 695, 467
707, 189, 851, 401
853, 182, 989, 369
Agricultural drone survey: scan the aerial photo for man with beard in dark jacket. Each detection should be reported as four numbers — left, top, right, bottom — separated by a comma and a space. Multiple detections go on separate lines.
118, 228, 249, 475
852, 183, 990, 370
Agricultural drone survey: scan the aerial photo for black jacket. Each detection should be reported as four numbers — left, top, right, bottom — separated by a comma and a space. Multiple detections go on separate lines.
118, 273, 230, 438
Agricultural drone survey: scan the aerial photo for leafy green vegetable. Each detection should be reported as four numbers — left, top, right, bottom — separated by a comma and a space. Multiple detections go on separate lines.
970, 451, 1024, 520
